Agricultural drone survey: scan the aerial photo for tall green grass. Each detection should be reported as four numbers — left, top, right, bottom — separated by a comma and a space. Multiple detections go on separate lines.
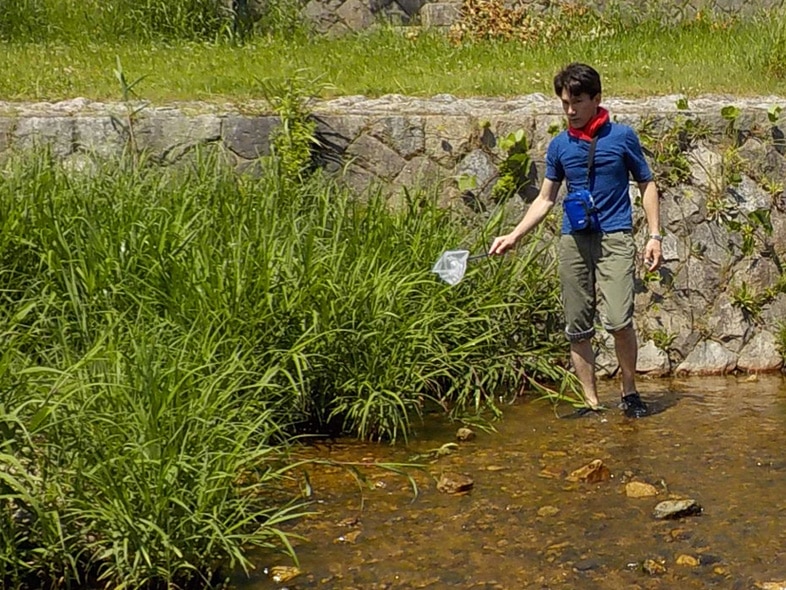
0, 149, 566, 586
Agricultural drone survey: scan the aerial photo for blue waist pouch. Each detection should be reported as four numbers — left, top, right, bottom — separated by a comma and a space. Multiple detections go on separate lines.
563, 189, 599, 233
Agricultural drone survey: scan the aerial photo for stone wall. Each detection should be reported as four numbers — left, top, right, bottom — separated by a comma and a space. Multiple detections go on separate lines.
2, 94, 786, 376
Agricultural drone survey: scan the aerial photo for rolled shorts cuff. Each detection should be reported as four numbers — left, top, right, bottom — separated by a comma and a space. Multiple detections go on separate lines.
604, 319, 633, 333
565, 326, 595, 343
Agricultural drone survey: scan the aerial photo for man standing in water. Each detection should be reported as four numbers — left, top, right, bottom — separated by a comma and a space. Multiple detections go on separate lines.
489, 63, 663, 418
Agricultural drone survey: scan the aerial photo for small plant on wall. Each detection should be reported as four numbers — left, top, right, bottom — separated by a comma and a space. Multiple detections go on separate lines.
638, 100, 710, 187
492, 128, 532, 202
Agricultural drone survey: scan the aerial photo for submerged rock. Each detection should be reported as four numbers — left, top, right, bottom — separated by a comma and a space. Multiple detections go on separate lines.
456, 427, 476, 441
676, 554, 700, 567
653, 499, 703, 519
537, 505, 560, 517
268, 565, 301, 583
642, 558, 667, 576
566, 459, 611, 483
625, 481, 659, 498
436, 472, 474, 494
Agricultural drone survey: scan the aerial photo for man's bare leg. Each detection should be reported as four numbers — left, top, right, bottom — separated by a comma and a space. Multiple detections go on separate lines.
570, 338, 600, 408
611, 324, 637, 396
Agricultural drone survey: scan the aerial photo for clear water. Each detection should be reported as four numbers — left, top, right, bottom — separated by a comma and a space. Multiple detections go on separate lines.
236, 375, 786, 589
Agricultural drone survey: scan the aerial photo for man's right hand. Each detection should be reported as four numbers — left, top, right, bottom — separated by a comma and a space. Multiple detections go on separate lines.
489, 234, 518, 255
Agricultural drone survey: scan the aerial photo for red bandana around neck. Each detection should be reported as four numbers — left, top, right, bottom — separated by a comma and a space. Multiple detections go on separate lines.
567, 107, 610, 141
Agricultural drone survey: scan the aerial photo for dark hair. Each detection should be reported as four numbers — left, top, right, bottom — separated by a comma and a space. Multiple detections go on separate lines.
553, 63, 602, 98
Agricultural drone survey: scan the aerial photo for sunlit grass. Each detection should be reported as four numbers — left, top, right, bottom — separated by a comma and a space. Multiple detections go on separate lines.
2, 13, 786, 102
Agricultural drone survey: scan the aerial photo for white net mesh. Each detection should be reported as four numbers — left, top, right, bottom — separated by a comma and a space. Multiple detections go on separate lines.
431, 249, 470, 285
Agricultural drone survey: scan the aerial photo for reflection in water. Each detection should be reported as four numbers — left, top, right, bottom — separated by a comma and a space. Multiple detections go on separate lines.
236, 376, 786, 589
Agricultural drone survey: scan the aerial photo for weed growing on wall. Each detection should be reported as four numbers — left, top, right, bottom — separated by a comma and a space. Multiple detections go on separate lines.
260, 74, 320, 188
492, 129, 532, 202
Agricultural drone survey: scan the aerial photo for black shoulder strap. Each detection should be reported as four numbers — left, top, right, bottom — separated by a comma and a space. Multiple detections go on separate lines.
585, 136, 598, 186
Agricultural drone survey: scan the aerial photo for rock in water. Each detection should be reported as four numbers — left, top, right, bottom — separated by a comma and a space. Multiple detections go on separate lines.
625, 481, 659, 498
566, 459, 611, 483
436, 472, 474, 494
652, 499, 702, 519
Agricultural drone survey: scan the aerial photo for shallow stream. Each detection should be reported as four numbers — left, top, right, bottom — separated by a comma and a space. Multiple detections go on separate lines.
236, 375, 786, 589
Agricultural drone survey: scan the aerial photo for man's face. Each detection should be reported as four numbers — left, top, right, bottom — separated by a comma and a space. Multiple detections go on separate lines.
560, 89, 601, 129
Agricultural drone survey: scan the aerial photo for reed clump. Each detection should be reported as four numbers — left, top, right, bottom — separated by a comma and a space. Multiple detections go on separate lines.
0, 149, 565, 587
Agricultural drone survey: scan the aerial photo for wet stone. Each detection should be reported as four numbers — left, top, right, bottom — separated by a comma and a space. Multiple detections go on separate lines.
676, 554, 700, 567
653, 498, 703, 519
537, 505, 560, 517
538, 466, 565, 479
267, 565, 301, 583
436, 472, 474, 494
643, 558, 667, 576
456, 427, 476, 441
574, 558, 601, 571
666, 527, 692, 542
566, 459, 611, 483
625, 481, 659, 498
334, 530, 361, 544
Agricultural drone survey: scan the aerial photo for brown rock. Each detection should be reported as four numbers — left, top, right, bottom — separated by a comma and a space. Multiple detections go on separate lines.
643, 559, 667, 576
269, 566, 301, 583
676, 554, 700, 567
537, 505, 560, 517
456, 427, 476, 442
538, 466, 565, 479
436, 472, 474, 494
566, 459, 611, 483
625, 481, 659, 498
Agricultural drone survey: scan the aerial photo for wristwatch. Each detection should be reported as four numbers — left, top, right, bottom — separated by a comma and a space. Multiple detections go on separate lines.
649, 234, 663, 242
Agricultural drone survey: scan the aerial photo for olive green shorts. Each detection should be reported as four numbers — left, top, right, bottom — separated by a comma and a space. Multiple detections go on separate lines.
558, 231, 636, 342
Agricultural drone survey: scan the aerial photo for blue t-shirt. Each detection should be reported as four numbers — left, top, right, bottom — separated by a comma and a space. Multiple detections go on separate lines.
545, 122, 653, 234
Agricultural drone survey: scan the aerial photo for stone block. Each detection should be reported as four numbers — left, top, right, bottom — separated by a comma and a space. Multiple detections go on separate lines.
0, 117, 14, 156
223, 115, 279, 159
369, 116, 425, 158
346, 133, 406, 180
737, 331, 783, 372
676, 340, 738, 375
14, 116, 75, 157
74, 116, 127, 158
336, 0, 375, 30
419, 2, 459, 27
636, 340, 671, 376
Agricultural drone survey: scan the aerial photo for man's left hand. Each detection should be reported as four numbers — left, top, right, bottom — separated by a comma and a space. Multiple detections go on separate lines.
644, 238, 663, 272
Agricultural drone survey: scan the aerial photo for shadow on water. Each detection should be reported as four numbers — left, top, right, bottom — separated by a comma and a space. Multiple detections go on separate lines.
235, 375, 786, 589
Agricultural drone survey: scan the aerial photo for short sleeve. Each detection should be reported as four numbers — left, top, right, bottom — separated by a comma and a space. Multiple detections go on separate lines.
623, 127, 653, 182
545, 137, 564, 182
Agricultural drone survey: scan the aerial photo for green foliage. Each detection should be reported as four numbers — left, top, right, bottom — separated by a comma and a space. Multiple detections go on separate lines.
491, 129, 532, 202
0, 0, 229, 42
730, 281, 762, 318
255, 0, 311, 39
758, 8, 786, 80
0, 151, 567, 585
638, 109, 710, 187
260, 74, 320, 187
651, 328, 676, 351
768, 104, 783, 124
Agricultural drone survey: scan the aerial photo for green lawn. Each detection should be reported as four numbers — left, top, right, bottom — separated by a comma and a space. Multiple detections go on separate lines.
2, 15, 786, 103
